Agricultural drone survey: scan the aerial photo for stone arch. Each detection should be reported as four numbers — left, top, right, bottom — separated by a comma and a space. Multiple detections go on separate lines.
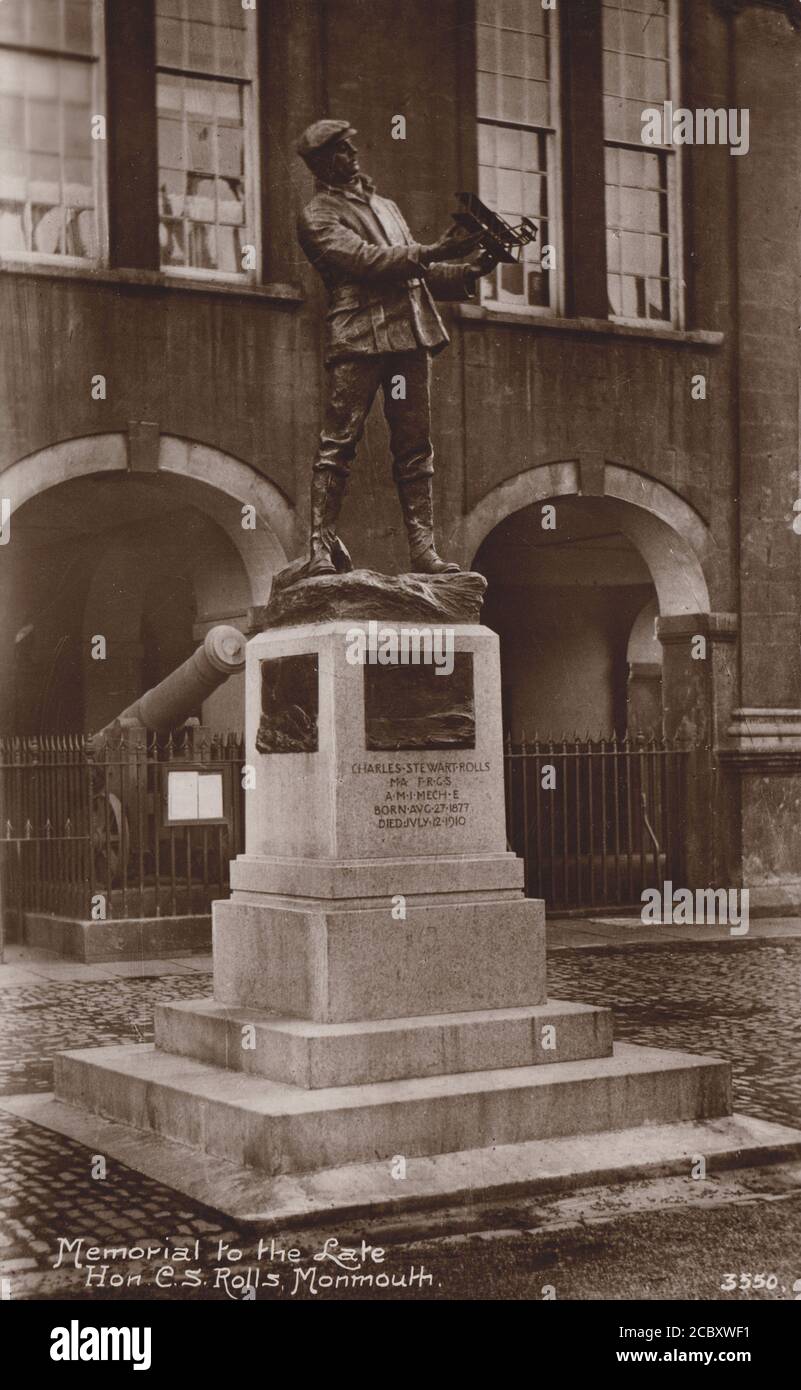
0, 431, 298, 604
448, 459, 712, 616
158, 436, 298, 600
0, 432, 300, 730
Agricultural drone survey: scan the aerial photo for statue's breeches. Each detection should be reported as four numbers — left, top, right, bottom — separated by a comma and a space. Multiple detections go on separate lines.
314, 350, 434, 483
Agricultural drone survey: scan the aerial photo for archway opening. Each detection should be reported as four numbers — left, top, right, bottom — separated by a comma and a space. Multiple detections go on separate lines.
2, 471, 254, 733
474, 496, 662, 741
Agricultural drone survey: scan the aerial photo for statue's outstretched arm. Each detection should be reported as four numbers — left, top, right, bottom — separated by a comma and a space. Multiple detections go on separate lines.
298, 208, 425, 284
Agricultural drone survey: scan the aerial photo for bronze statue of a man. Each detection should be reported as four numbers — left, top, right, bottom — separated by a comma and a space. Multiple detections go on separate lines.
296, 119, 498, 577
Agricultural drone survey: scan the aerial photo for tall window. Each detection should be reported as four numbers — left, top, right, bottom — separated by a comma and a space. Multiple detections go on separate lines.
0, 0, 105, 264
155, 0, 258, 280
603, 0, 681, 325
475, 0, 561, 314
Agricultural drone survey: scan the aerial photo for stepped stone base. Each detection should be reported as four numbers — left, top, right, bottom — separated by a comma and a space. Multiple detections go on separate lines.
6, 1094, 799, 1229
55, 1037, 730, 1178
36, 615, 799, 1225
154, 997, 613, 1088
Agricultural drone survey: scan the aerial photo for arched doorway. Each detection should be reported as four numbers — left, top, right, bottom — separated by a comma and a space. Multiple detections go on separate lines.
0, 437, 294, 733
465, 473, 714, 911
474, 497, 658, 741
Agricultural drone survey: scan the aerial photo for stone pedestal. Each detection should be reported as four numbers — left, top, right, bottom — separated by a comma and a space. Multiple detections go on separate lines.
216, 622, 544, 1021
32, 576, 801, 1222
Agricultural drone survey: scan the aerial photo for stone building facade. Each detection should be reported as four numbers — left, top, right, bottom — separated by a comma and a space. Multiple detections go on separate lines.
1, 0, 800, 909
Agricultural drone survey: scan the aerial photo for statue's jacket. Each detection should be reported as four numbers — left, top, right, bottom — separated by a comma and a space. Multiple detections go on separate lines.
297, 176, 474, 365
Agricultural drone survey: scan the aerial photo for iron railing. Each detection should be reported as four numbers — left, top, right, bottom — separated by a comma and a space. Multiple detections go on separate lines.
0, 730, 692, 936
504, 733, 690, 911
0, 730, 245, 928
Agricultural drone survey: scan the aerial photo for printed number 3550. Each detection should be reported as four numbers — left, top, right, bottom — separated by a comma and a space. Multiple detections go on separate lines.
720, 1273, 778, 1291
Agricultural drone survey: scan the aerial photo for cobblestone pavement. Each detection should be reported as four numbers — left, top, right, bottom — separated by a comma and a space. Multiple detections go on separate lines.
0, 973, 214, 1097
548, 942, 801, 1129
0, 941, 799, 1299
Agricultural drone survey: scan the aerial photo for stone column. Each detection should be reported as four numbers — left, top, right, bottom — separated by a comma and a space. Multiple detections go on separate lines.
722, 3, 801, 913
722, 712, 801, 912
656, 613, 738, 889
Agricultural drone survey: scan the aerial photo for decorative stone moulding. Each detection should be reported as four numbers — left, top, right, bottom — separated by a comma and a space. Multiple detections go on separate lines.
722, 709, 801, 771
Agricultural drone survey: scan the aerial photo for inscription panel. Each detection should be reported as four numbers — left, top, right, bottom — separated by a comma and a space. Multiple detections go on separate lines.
350, 756, 492, 837
363, 654, 475, 751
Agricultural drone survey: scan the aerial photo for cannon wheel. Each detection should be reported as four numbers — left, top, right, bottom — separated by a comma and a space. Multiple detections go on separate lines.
91, 791, 130, 883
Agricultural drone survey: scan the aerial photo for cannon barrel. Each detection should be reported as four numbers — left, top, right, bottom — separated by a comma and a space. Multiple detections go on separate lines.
94, 624, 247, 739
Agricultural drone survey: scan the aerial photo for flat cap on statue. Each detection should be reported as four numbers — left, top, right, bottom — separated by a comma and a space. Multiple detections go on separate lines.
296, 118, 356, 163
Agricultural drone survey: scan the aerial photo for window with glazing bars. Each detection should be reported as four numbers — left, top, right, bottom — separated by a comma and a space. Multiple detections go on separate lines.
0, 0, 105, 263
155, 0, 258, 279
475, 0, 561, 314
603, 0, 682, 325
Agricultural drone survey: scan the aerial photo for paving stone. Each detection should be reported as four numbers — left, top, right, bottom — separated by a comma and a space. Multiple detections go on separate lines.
548, 942, 801, 1128
0, 943, 798, 1294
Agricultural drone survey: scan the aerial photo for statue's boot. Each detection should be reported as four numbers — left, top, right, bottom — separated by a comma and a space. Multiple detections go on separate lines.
307, 468, 353, 577
397, 474, 460, 575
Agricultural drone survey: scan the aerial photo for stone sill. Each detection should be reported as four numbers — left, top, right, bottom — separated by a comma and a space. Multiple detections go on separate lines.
455, 303, 724, 348
0, 258, 303, 305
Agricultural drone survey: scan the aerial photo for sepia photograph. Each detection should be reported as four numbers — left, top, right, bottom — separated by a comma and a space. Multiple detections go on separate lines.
1, 0, 800, 1363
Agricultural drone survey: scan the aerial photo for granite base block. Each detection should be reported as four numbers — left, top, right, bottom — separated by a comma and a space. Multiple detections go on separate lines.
212, 895, 547, 1022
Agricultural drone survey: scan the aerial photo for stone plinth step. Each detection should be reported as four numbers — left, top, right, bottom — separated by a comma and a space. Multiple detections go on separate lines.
5, 1095, 797, 1232
229, 851, 525, 901
55, 1040, 731, 1178
154, 998, 614, 1089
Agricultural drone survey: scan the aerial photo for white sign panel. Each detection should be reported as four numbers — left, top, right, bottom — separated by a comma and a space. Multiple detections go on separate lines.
167, 770, 224, 821
197, 773, 224, 819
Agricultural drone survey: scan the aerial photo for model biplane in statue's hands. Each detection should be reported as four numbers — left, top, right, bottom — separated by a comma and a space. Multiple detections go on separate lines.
451, 192, 538, 265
